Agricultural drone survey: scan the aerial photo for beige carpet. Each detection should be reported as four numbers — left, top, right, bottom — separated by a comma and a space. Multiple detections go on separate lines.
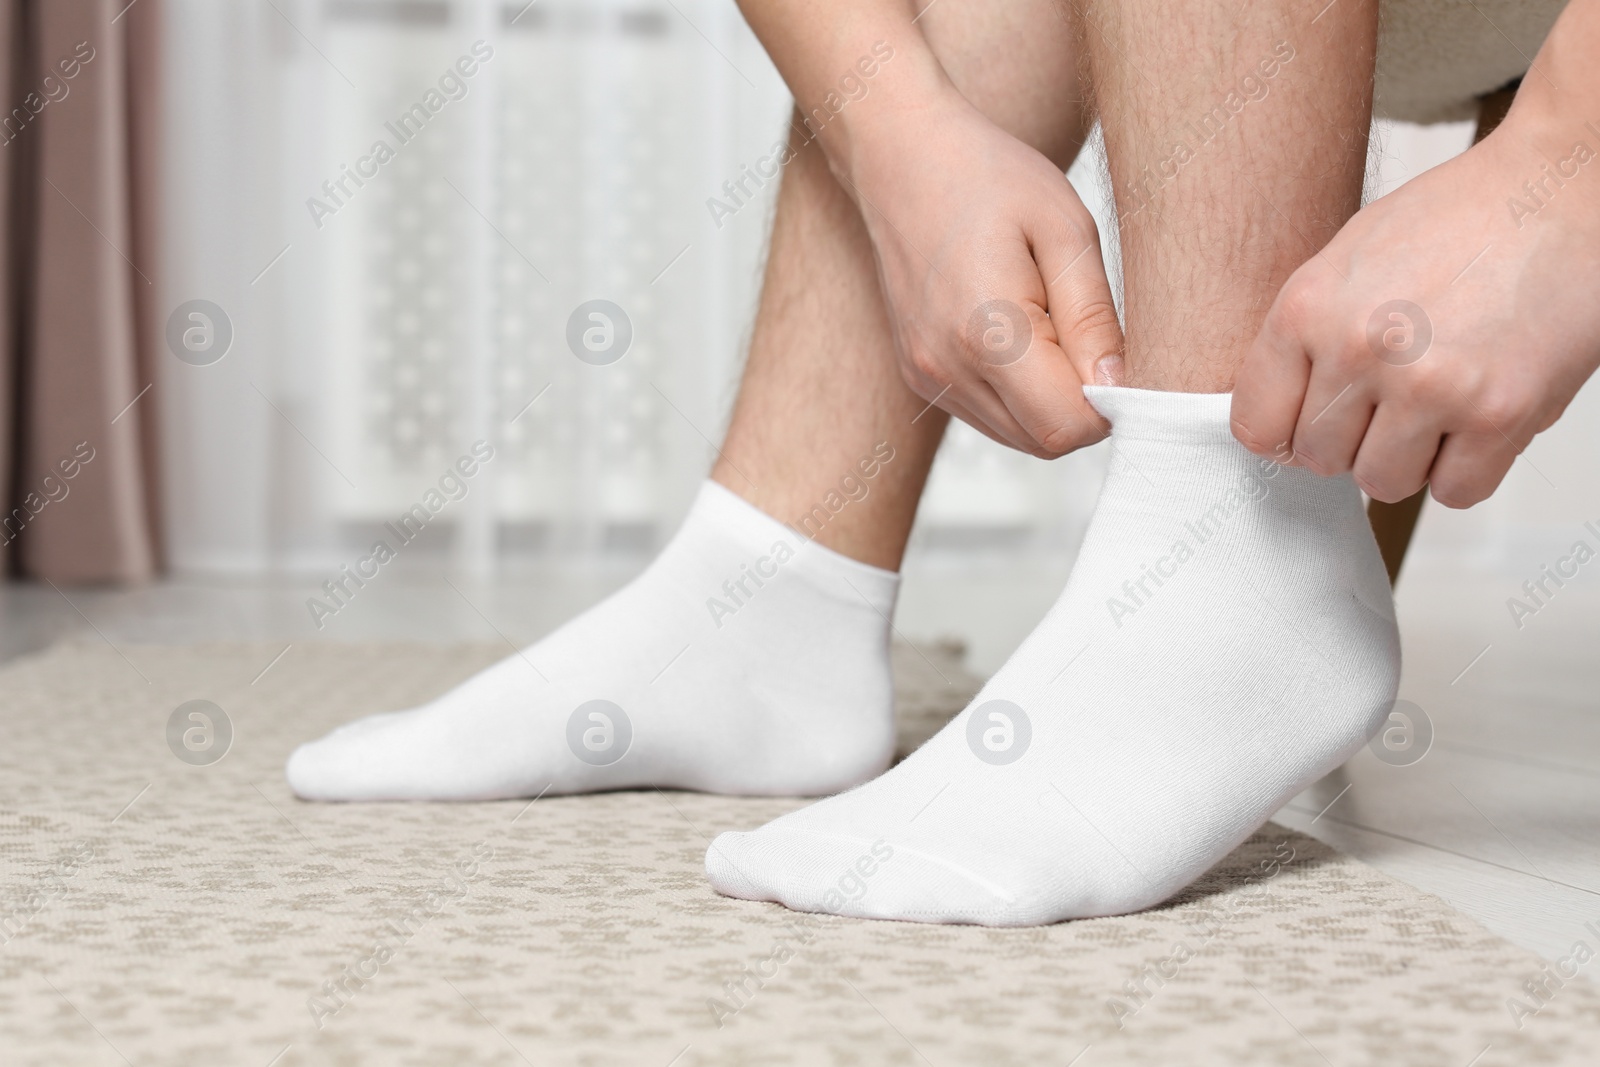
2, 639, 1597, 1066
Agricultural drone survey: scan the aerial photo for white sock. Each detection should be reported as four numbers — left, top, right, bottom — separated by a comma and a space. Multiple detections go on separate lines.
706, 387, 1400, 925
286, 481, 899, 801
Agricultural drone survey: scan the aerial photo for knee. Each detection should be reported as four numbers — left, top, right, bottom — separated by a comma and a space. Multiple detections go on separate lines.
918, 0, 1093, 170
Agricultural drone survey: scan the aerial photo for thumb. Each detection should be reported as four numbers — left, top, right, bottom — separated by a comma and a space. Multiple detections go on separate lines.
1034, 208, 1124, 393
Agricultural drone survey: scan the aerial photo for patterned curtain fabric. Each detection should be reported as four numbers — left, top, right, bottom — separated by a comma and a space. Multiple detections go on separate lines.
0, 0, 162, 583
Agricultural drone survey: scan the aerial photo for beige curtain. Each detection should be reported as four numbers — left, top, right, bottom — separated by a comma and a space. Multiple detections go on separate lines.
0, 0, 162, 583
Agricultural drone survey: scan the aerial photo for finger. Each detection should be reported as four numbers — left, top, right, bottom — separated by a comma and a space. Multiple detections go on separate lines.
1034, 211, 1124, 409
986, 338, 1111, 457
1232, 288, 1313, 461
1428, 431, 1519, 509
956, 209, 1115, 455
1350, 406, 1443, 502
1290, 374, 1374, 476
899, 350, 1042, 454
953, 283, 1106, 454
938, 376, 1055, 456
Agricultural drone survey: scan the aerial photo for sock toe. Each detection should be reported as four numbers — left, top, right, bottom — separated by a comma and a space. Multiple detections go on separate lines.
704, 831, 766, 899
285, 712, 419, 800
284, 739, 345, 801
707, 827, 1017, 924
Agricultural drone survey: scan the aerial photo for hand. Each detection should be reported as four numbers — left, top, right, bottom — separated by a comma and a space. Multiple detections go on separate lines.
843, 87, 1124, 456
1231, 113, 1600, 507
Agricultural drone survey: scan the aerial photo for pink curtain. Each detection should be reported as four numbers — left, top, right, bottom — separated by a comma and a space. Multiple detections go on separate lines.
0, 0, 163, 583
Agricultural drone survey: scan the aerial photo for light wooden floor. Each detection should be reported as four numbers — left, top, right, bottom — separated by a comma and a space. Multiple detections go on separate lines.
2, 548, 1595, 972
1280, 552, 1600, 968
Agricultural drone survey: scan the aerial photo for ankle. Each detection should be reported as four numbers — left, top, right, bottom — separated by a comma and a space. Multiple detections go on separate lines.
1118, 327, 1252, 393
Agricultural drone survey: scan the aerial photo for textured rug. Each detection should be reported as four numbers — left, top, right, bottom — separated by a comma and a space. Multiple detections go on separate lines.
2, 639, 1597, 1066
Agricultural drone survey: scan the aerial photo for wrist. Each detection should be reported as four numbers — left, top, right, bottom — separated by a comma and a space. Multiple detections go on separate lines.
1489, 2, 1600, 217
798, 37, 957, 188
1487, 93, 1600, 236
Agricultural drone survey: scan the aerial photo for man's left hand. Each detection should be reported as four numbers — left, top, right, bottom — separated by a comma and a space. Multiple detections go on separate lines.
1231, 113, 1600, 508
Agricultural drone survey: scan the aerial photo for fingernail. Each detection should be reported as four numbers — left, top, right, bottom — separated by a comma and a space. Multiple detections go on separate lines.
1094, 355, 1124, 385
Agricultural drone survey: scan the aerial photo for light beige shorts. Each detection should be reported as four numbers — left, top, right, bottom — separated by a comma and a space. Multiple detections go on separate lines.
1377, 0, 1568, 122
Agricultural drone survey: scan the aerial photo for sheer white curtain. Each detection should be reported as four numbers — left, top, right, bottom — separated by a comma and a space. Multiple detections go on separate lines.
156, 1, 1600, 581
158, 0, 1107, 579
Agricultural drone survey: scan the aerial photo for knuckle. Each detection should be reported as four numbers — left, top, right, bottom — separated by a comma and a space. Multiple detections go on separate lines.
1293, 443, 1329, 476
1430, 369, 1535, 439
1231, 412, 1294, 460
1063, 298, 1121, 343
1065, 212, 1101, 252
1231, 417, 1269, 454
1410, 365, 1462, 414
1354, 476, 1388, 501
1037, 421, 1087, 458
1408, 360, 1448, 397
952, 325, 992, 370
1321, 454, 1355, 475
1536, 394, 1571, 432
1355, 470, 1418, 504
1430, 478, 1484, 510
904, 347, 948, 390
1333, 329, 1370, 375
1272, 276, 1322, 335
1473, 384, 1531, 436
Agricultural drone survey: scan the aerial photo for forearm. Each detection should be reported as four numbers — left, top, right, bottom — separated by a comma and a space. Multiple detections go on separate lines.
1232, 0, 1600, 504
733, 0, 951, 180
1497, 0, 1600, 211
1515, 0, 1600, 119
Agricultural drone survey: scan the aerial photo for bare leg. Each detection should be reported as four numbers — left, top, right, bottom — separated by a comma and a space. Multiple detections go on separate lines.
1081, 0, 1378, 391
714, 0, 1093, 570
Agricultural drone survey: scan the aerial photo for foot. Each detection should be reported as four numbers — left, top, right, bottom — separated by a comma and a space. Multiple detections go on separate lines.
706, 388, 1400, 925
286, 481, 899, 801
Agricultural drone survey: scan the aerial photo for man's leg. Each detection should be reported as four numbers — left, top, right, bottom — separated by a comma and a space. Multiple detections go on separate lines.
711, 0, 1401, 926
285, 0, 1094, 802
1086, 0, 1375, 392
716, 1, 1094, 571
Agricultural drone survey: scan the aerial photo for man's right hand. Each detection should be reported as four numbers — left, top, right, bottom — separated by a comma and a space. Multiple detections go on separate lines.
844, 86, 1125, 456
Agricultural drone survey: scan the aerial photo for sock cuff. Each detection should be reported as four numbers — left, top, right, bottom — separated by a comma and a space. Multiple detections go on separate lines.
1082, 386, 1237, 446
692, 480, 900, 614
791, 534, 901, 615
693, 479, 798, 552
